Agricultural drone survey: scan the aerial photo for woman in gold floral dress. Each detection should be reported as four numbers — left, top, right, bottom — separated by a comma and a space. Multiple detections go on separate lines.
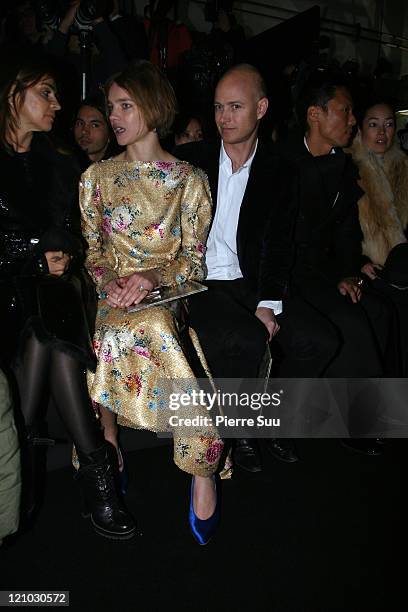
79, 60, 223, 543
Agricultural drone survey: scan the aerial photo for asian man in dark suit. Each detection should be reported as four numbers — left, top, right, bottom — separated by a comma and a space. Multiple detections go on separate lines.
273, 75, 394, 455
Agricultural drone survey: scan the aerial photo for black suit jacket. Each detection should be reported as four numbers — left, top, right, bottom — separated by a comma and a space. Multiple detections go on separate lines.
277, 134, 364, 293
174, 139, 297, 302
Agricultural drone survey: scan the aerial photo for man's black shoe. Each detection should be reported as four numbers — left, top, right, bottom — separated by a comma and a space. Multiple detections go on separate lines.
265, 438, 299, 463
233, 439, 262, 472
340, 438, 383, 456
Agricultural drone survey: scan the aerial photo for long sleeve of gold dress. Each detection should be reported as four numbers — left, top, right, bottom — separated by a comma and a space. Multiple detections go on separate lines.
79, 160, 223, 476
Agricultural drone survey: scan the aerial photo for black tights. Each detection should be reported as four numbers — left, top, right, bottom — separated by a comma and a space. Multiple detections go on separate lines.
17, 333, 103, 455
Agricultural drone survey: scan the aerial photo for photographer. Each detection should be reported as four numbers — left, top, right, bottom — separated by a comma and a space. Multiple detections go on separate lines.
2, 1, 54, 49
205, 0, 245, 65
109, 0, 149, 62
41, 0, 127, 96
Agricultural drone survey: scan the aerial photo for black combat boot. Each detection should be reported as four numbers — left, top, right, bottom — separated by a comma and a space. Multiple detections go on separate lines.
76, 444, 136, 540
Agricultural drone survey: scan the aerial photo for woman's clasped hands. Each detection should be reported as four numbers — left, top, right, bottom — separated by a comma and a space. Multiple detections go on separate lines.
104, 270, 161, 308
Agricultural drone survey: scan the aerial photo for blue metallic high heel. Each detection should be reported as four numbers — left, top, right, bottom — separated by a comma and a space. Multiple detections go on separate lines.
189, 476, 220, 545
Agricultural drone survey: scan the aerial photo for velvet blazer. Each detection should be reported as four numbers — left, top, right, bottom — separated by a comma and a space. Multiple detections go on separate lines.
276, 133, 364, 292
175, 139, 298, 303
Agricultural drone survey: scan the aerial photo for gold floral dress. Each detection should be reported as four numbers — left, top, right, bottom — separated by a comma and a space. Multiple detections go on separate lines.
79, 160, 223, 476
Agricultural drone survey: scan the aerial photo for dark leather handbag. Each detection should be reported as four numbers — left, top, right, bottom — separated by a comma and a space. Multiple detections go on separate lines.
13, 272, 96, 370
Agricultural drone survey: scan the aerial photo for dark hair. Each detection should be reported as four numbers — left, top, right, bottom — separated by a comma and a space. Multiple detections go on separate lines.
295, 73, 351, 132
76, 91, 109, 125
0, 54, 56, 152
105, 60, 177, 137
172, 113, 203, 138
353, 96, 395, 128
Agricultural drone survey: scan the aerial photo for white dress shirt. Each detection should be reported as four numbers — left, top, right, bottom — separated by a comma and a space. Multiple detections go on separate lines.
304, 136, 336, 155
205, 141, 282, 314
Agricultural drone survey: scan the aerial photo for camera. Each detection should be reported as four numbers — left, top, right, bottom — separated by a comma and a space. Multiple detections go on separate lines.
33, 0, 112, 32
75, 0, 102, 29
34, 0, 63, 29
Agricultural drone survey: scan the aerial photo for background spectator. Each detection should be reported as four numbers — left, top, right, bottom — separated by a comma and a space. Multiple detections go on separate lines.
73, 91, 121, 170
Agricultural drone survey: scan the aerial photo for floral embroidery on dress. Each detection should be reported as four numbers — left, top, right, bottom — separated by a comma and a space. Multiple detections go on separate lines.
93, 266, 106, 280
147, 385, 166, 410
195, 437, 224, 466
175, 438, 191, 458
155, 161, 175, 170
102, 204, 141, 235
159, 331, 182, 352
101, 214, 113, 236
205, 439, 224, 464
143, 219, 165, 240
134, 345, 151, 359
124, 373, 142, 395
146, 162, 190, 190
99, 390, 110, 405
113, 166, 141, 187
80, 161, 222, 475
93, 185, 102, 204
129, 247, 142, 260
96, 323, 162, 363
111, 206, 134, 231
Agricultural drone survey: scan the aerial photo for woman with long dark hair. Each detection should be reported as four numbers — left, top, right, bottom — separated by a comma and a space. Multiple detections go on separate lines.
0, 54, 135, 539
351, 99, 408, 272
350, 98, 408, 375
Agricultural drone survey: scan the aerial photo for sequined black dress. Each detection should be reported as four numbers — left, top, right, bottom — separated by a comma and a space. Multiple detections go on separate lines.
0, 134, 95, 369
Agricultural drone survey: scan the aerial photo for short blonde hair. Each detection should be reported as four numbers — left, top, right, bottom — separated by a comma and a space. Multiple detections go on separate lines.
106, 60, 177, 137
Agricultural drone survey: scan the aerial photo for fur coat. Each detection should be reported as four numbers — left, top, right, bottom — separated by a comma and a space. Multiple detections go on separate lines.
349, 134, 408, 265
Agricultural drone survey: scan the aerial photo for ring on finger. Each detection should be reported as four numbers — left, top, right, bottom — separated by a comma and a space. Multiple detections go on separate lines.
139, 285, 145, 292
